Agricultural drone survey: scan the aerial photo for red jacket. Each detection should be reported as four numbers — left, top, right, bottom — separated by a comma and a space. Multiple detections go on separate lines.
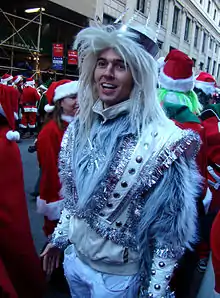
0, 124, 45, 298
211, 211, 220, 293
20, 86, 40, 112
37, 119, 68, 236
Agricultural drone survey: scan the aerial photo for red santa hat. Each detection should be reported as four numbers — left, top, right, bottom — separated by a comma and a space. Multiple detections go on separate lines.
44, 80, 79, 113
159, 49, 194, 92
25, 77, 35, 87
12, 75, 23, 85
195, 72, 216, 95
0, 85, 20, 141
1, 74, 13, 85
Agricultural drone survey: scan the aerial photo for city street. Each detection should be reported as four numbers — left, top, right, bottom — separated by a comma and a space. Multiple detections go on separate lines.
19, 138, 70, 298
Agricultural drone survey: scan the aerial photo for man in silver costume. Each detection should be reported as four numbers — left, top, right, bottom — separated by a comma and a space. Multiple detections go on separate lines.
41, 23, 202, 298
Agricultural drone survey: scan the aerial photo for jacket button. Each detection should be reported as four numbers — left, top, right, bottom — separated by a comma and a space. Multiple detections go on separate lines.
116, 221, 122, 227
136, 156, 143, 163
121, 181, 128, 188
128, 168, 136, 175
113, 193, 120, 198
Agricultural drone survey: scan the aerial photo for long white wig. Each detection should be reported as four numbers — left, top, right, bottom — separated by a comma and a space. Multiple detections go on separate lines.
74, 25, 170, 138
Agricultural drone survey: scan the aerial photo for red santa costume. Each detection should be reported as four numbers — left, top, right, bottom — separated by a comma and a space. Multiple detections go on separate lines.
211, 211, 220, 297
36, 80, 79, 236
158, 50, 210, 296
201, 106, 220, 212
20, 77, 40, 136
0, 84, 46, 297
1, 73, 13, 85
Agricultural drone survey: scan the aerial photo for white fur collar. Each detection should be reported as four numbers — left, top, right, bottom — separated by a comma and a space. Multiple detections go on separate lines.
61, 114, 74, 123
92, 99, 131, 123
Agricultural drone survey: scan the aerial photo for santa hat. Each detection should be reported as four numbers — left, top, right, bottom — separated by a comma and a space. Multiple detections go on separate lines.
44, 80, 79, 113
1, 74, 13, 85
159, 49, 194, 92
0, 85, 20, 141
25, 77, 35, 87
195, 72, 216, 95
12, 75, 23, 85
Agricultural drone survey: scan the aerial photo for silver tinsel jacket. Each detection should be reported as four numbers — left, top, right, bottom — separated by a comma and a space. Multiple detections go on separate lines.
50, 103, 202, 298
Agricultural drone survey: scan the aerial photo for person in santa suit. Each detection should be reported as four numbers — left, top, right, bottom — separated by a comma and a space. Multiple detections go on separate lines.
0, 84, 46, 297
196, 104, 220, 298
0, 73, 13, 86
158, 50, 209, 297
210, 211, 220, 298
36, 79, 79, 237
19, 77, 40, 138
195, 72, 216, 108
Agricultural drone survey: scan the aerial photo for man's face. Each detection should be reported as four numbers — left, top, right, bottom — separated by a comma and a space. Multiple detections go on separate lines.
94, 48, 133, 107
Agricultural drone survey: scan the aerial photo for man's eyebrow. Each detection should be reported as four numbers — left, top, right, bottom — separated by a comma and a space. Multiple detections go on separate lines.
97, 57, 125, 63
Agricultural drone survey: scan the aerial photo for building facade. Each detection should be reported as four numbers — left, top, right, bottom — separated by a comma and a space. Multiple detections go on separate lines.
93, 0, 220, 83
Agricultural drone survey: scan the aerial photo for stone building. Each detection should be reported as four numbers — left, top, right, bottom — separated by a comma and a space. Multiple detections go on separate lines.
94, 0, 220, 83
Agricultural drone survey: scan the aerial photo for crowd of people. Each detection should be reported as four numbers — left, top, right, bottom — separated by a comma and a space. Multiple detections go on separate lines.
0, 21, 220, 298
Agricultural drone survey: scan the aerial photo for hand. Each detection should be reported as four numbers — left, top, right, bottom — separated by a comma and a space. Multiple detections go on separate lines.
40, 243, 61, 276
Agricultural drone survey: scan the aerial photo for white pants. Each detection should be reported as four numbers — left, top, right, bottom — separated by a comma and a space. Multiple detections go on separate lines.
63, 245, 139, 298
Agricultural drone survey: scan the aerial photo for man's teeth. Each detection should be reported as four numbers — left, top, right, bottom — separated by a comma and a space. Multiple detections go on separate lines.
102, 83, 117, 89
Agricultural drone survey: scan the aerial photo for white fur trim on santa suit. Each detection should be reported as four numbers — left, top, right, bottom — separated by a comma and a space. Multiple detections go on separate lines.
1, 75, 13, 85
61, 114, 74, 123
13, 76, 22, 85
23, 107, 37, 113
54, 81, 79, 102
36, 196, 64, 220
6, 130, 20, 141
28, 124, 36, 128
203, 187, 212, 214
19, 123, 27, 128
159, 68, 194, 92
195, 81, 215, 95
44, 104, 55, 113
25, 81, 35, 87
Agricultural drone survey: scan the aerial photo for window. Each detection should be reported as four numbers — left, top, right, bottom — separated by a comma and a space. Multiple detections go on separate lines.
157, 0, 166, 25
103, 14, 116, 25
217, 64, 220, 78
207, 57, 211, 72
172, 6, 180, 34
214, 9, 217, 20
215, 44, 218, 53
194, 25, 199, 48
192, 58, 197, 67
157, 40, 163, 49
202, 32, 206, 53
210, 39, 213, 50
137, 0, 145, 14
200, 62, 204, 70
184, 17, 190, 41
207, 1, 211, 13
200, 0, 203, 3
212, 61, 216, 75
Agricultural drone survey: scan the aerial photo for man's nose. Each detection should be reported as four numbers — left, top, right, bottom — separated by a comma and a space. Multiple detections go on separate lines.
103, 63, 114, 77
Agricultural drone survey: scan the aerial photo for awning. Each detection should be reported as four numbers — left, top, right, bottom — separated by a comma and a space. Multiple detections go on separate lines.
49, 0, 95, 19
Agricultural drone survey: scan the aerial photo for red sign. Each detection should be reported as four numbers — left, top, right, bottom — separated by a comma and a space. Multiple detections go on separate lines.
68, 50, 78, 65
52, 43, 64, 57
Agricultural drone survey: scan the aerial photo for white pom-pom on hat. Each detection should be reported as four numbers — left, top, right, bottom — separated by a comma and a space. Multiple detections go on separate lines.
6, 130, 20, 141
44, 104, 55, 113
